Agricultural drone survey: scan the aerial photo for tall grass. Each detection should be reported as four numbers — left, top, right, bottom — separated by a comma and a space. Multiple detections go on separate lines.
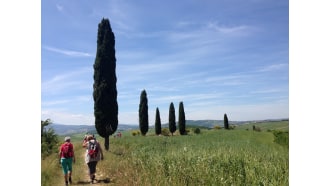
42, 125, 288, 186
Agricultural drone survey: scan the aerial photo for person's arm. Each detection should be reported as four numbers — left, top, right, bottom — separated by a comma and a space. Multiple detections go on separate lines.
82, 140, 88, 148
72, 144, 76, 163
58, 145, 62, 164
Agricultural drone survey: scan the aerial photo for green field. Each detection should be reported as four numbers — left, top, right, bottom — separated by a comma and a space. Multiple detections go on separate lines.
41, 121, 289, 186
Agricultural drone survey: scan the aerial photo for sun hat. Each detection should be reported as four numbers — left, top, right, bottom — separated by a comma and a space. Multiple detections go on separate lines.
64, 136, 71, 142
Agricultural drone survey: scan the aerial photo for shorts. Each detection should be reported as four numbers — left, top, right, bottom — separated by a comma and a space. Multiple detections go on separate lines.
61, 158, 73, 175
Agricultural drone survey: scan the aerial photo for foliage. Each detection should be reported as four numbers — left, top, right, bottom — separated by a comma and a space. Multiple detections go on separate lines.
224, 113, 229, 129
131, 130, 141, 136
235, 120, 289, 132
272, 130, 289, 147
41, 119, 59, 159
253, 125, 261, 132
194, 128, 201, 134
213, 125, 221, 130
139, 89, 149, 136
155, 107, 161, 135
178, 101, 187, 135
168, 102, 176, 135
93, 18, 118, 150
42, 126, 289, 185
229, 125, 236, 130
161, 128, 171, 136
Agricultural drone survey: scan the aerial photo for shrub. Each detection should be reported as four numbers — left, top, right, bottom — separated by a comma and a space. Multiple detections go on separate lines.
131, 130, 141, 136
194, 128, 201, 134
272, 130, 289, 147
41, 119, 58, 159
213, 125, 221, 130
161, 128, 171, 136
253, 125, 261, 132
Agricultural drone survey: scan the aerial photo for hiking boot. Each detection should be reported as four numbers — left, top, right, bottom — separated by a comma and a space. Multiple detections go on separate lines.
65, 181, 69, 186
69, 177, 72, 184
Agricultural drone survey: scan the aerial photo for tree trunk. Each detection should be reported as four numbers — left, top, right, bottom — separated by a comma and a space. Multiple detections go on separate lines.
104, 136, 110, 151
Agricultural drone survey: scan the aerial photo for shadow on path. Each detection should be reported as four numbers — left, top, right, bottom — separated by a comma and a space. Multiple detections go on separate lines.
75, 178, 111, 185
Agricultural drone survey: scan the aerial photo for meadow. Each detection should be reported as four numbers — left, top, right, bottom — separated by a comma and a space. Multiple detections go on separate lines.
41, 121, 289, 186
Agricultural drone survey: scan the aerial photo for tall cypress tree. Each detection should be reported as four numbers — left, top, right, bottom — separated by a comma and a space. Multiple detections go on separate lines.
155, 107, 161, 135
224, 113, 229, 129
93, 18, 118, 150
139, 89, 149, 136
178, 101, 186, 135
169, 102, 176, 136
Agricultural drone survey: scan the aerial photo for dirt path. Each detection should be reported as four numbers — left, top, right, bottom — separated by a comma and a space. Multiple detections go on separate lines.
77, 151, 110, 185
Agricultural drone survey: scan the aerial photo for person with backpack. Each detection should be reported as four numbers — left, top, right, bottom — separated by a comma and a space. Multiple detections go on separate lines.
59, 136, 75, 186
82, 135, 104, 184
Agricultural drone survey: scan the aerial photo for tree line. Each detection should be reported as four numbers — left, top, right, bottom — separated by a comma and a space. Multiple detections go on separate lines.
138, 89, 232, 136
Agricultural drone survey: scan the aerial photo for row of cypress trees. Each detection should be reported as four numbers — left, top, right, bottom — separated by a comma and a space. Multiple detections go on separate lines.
139, 90, 187, 136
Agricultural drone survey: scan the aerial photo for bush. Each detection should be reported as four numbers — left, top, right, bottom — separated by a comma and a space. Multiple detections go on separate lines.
229, 125, 236, 130
213, 125, 221, 130
131, 130, 141, 136
272, 130, 289, 147
41, 120, 59, 159
161, 128, 170, 136
253, 125, 261, 132
194, 128, 201, 134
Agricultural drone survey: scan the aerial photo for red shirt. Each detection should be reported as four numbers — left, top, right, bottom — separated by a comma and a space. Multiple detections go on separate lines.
59, 142, 74, 158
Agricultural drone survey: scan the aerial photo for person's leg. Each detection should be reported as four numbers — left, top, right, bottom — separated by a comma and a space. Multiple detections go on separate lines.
87, 162, 94, 183
61, 159, 69, 185
91, 161, 98, 181
67, 158, 73, 183
87, 161, 97, 183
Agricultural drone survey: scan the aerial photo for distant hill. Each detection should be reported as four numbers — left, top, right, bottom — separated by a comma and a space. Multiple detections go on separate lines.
48, 118, 288, 135
47, 123, 139, 136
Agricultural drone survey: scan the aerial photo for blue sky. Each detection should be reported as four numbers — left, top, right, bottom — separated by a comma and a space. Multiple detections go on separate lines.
41, 0, 288, 125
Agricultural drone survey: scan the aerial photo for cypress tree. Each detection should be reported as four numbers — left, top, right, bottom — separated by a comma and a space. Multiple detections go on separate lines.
155, 107, 161, 135
93, 18, 118, 150
169, 102, 176, 136
224, 113, 229, 129
178, 101, 186, 135
139, 89, 149, 136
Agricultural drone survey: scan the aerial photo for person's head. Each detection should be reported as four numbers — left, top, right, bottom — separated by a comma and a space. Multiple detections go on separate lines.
87, 135, 94, 141
64, 136, 71, 142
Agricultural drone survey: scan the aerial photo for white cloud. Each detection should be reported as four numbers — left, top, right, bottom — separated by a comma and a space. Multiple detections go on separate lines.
258, 63, 288, 72
207, 22, 251, 34
42, 67, 92, 94
42, 110, 94, 125
42, 100, 71, 107
56, 4, 63, 12
43, 46, 92, 57
250, 89, 284, 94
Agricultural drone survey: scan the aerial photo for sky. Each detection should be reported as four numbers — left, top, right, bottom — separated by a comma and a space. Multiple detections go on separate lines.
41, 0, 289, 125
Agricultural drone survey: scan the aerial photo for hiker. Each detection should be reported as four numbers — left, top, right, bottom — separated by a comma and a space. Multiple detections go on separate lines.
82, 135, 104, 184
59, 136, 75, 186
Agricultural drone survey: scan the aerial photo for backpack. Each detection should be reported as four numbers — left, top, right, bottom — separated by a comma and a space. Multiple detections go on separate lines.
88, 140, 99, 158
62, 143, 73, 158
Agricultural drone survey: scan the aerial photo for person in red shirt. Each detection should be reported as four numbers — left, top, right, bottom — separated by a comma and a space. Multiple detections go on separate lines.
59, 136, 75, 186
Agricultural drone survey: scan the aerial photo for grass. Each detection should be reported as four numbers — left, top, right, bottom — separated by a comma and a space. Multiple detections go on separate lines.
42, 121, 289, 186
